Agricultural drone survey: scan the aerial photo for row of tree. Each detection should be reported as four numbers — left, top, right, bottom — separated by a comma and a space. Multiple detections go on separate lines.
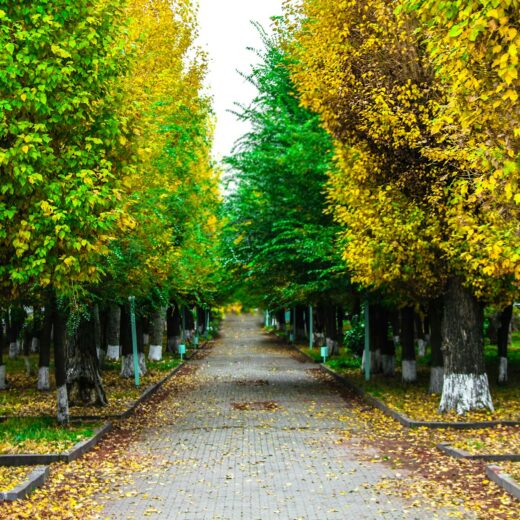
224, 1, 519, 414
0, 0, 221, 421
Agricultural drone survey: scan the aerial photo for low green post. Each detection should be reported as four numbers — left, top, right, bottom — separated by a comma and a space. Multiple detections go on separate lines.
364, 299, 371, 382
129, 296, 140, 387
309, 305, 314, 350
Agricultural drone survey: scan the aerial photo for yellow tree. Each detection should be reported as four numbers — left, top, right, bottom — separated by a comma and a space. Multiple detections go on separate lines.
286, 0, 520, 413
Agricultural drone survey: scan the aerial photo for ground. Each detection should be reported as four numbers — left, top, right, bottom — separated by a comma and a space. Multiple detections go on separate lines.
2, 314, 517, 519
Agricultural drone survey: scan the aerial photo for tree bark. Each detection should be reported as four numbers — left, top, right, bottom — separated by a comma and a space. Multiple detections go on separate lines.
66, 307, 107, 407
378, 307, 395, 376
196, 306, 206, 335
106, 305, 121, 361
439, 277, 493, 414
38, 305, 52, 391
167, 304, 181, 352
120, 305, 146, 378
497, 304, 513, 384
324, 304, 339, 356
0, 314, 6, 390
296, 306, 306, 340
149, 307, 165, 361
22, 325, 32, 377
401, 306, 417, 383
428, 298, 444, 394
8, 307, 25, 359
52, 299, 69, 424
415, 313, 427, 357
369, 304, 385, 373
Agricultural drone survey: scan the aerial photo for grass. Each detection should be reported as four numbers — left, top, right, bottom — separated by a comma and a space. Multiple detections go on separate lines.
0, 417, 99, 454
451, 426, 520, 455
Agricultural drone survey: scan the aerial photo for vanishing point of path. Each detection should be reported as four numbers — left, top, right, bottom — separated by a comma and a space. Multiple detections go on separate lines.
102, 314, 471, 520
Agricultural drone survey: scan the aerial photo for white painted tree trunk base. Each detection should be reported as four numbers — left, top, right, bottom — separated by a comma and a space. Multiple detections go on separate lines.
402, 360, 417, 382
393, 336, 400, 347
148, 345, 163, 361
326, 338, 339, 356
31, 337, 39, 353
138, 352, 147, 376
57, 385, 69, 424
0, 365, 6, 390
37, 367, 50, 391
498, 357, 508, 384
417, 339, 426, 357
439, 373, 494, 415
106, 345, 121, 361
143, 334, 150, 345
429, 366, 444, 394
120, 355, 137, 378
381, 354, 395, 376
9, 342, 18, 359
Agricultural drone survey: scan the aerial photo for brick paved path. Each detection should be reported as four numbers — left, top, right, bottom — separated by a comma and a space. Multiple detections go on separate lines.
101, 314, 468, 520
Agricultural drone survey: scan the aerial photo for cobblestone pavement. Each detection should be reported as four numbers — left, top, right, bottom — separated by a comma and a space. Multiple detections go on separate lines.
101, 314, 470, 520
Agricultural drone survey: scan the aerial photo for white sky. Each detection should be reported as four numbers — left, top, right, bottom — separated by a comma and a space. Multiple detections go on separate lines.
197, 0, 283, 160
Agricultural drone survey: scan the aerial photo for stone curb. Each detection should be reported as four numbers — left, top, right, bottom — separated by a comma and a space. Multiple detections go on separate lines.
289, 343, 520, 430
486, 465, 520, 500
437, 443, 520, 462
0, 466, 49, 501
0, 422, 112, 467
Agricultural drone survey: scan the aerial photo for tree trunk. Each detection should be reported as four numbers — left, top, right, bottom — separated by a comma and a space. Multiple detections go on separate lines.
106, 305, 121, 361
120, 305, 146, 378
66, 307, 107, 407
196, 306, 206, 335
38, 305, 52, 391
52, 299, 69, 424
275, 309, 285, 331
136, 316, 147, 375
401, 306, 417, 383
439, 278, 493, 414
497, 304, 513, 384
428, 298, 444, 394
379, 307, 395, 376
8, 307, 25, 359
369, 304, 384, 373
167, 304, 181, 352
416, 313, 427, 357
324, 304, 339, 356
0, 315, 6, 390
149, 307, 165, 361
31, 307, 43, 353
22, 326, 32, 377
296, 306, 306, 340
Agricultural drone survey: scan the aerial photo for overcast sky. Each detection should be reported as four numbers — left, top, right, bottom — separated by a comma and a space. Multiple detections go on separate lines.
197, 0, 283, 160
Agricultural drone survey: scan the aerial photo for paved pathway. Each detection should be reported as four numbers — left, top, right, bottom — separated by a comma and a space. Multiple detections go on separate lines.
101, 314, 459, 519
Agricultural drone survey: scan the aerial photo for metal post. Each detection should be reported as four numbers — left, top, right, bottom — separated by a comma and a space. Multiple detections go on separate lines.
364, 299, 371, 382
129, 296, 140, 387
309, 305, 313, 350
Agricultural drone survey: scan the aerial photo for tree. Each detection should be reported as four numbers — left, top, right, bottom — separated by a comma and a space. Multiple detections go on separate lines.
286, 0, 519, 413
223, 26, 348, 340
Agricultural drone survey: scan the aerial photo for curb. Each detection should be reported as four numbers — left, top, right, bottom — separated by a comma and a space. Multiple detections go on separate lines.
0, 422, 112, 467
313, 355, 520, 430
438, 443, 520, 462
486, 465, 520, 500
0, 466, 49, 501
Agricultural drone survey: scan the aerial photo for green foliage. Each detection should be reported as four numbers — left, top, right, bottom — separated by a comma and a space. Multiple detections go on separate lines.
0, 0, 133, 298
222, 26, 347, 309
344, 315, 365, 357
